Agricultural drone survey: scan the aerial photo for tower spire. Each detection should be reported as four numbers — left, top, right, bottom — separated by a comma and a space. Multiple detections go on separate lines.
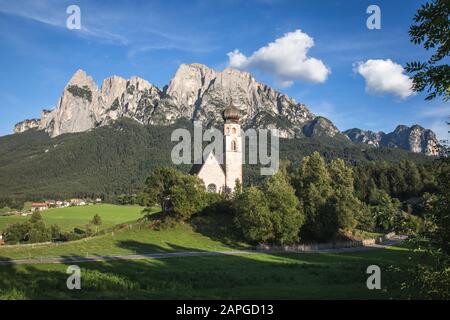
223, 103, 242, 193
223, 103, 241, 124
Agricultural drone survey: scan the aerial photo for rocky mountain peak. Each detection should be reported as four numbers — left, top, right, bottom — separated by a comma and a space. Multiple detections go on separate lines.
66, 69, 98, 90
12, 64, 442, 156
14, 119, 40, 134
344, 125, 442, 156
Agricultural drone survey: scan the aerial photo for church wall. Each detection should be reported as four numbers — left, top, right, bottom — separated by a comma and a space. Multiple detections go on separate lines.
197, 153, 226, 193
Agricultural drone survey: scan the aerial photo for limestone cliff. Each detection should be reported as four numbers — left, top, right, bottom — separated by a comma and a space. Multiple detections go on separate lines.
13, 64, 442, 155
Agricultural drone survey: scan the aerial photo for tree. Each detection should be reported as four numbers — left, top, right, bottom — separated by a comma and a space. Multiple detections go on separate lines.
294, 152, 335, 241
425, 158, 450, 254
368, 188, 400, 232
91, 214, 102, 226
144, 167, 186, 209
406, 159, 450, 299
405, 0, 449, 100
30, 211, 43, 223
28, 220, 52, 243
170, 175, 208, 219
3, 222, 31, 244
144, 167, 207, 219
232, 166, 302, 246
328, 159, 360, 231
263, 172, 304, 244
233, 187, 273, 243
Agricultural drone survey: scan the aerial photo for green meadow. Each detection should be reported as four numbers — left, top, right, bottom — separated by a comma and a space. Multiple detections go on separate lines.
0, 204, 146, 233
0, 245, 424, 299
0, 205, 427, 299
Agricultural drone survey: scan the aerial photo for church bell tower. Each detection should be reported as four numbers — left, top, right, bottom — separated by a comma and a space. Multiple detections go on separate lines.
223, 104, 243, 193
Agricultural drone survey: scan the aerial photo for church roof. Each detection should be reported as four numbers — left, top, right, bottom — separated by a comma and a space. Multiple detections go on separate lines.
223, 104, 241, 123
189, 153, 226, 175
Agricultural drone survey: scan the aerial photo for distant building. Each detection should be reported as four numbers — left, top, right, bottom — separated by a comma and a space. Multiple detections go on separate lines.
70, 199, 86, 206
31, 202, 48, 212
45, 200, 56, 208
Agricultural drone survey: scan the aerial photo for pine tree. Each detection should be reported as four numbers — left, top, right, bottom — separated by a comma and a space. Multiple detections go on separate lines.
294, 152, 334, 241
328, 159, 360, 231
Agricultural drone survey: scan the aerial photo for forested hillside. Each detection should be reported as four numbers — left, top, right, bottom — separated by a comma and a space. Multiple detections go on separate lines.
0, 118, 435, 203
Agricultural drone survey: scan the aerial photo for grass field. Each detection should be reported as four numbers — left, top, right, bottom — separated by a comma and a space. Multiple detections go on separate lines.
0, 245, 425, 299
0, 207, 428, 299
0, 204, 147, 232
0, 222, 248, 260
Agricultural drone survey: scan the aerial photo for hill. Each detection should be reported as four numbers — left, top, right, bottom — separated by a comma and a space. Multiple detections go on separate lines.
0, 118, 433, 201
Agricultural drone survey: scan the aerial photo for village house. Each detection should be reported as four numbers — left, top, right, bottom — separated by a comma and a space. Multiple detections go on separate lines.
45, 200, 57, 208
31, 202, 48, 212
70, 199, 86, 206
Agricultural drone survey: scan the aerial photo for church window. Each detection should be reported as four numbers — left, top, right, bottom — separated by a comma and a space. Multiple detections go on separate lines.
232, 127, 237, 134
207, 184, 217, 193
231, 139, 237, 151
226, 127, 230, 134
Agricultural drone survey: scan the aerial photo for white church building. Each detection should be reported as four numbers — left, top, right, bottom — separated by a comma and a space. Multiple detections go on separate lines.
190, 105, 243, 194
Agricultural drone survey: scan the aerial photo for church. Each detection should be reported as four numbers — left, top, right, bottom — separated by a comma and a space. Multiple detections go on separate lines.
190, 105, 242, 194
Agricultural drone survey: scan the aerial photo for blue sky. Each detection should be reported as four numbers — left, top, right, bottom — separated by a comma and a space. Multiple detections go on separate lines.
0, 0, 448, 140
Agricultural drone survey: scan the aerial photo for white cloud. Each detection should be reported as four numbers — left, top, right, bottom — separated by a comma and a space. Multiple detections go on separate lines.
227, 30, 331, 87
353, 59, 414, 99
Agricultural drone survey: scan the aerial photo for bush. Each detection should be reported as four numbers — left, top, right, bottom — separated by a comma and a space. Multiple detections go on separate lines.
3, 215, 62, 244
67, 85, 93, 102
59, 231, 86, 242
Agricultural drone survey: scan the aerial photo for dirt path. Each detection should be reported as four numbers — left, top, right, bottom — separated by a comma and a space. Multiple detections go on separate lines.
0, 237, 404, 266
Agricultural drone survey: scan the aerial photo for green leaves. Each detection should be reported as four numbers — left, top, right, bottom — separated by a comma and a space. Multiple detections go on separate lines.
234, 172, 303, 245
407, 0, 450, 101
144, 167, 208, 220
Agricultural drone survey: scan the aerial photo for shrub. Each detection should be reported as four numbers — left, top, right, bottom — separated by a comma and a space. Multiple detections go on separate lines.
66, 85, 93, 102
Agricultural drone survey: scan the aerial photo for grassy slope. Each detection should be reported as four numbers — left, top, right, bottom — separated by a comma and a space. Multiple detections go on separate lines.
0, 221, 248, 260
0, 208, 427, 299
0, 204, 146, 233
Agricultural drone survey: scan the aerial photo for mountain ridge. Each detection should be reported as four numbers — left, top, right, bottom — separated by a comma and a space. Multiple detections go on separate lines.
13, 63, 442, 156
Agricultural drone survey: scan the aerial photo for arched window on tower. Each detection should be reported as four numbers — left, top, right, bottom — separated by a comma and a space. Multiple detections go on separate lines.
231, 139, 237, 152
207, 184, 217, 193
226, 127, 230, 135
232, 127, 237, 134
